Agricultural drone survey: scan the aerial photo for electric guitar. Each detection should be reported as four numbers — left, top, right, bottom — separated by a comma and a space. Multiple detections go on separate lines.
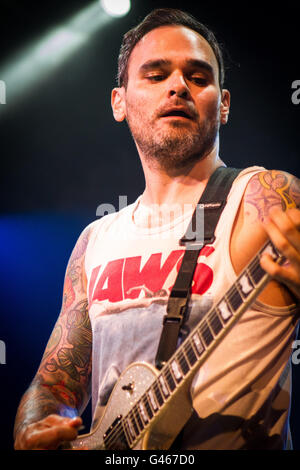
67, 240, 284, 450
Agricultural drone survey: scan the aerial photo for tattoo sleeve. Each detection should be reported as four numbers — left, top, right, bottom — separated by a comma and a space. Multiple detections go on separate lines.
14, 226, 93, 438
244, 170, 300, 221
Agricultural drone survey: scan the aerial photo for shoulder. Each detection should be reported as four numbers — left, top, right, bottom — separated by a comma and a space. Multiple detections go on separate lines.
243, 170, 300, 220
230, 169, 299, 274
230, 169, 300, 306
70, 220, 98, 259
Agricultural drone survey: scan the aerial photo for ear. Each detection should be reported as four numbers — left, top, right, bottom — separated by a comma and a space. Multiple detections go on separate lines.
111, 87, 126, 122
220, 89, 230, 125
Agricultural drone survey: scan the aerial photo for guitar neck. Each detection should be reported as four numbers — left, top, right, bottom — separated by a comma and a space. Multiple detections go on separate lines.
102, 240, 283, 450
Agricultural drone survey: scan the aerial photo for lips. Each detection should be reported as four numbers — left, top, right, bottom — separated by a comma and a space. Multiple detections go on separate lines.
160, 107, 193, 119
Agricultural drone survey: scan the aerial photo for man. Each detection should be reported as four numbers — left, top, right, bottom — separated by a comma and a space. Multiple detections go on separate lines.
14, 9, 300, 450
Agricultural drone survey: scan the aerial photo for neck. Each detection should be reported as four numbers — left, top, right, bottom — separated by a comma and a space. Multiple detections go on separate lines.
139, 143, 225, 208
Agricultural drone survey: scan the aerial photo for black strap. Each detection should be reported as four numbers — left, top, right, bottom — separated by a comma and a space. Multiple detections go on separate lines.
155, 166, 242, 369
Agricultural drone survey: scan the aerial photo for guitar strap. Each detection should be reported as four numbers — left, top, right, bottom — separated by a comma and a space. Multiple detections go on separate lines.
155, 166, 242, 369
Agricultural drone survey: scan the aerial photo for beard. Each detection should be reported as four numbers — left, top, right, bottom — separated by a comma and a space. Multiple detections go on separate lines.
126, 104, 220, 172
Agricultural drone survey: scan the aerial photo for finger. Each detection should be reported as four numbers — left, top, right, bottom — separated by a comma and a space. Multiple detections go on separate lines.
67, 417, 83, 428
286, 207, 300, 228
44, 414, 82, 429
262, 216, 300, 268
260, 253, 300, 298
25, 422, 81, 450
266, 206, 300, 252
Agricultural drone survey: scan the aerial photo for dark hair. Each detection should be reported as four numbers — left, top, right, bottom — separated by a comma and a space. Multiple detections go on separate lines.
117, 8, 225, 89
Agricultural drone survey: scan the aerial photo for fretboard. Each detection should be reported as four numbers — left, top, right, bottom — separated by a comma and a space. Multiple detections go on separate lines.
103, 240, 283, 450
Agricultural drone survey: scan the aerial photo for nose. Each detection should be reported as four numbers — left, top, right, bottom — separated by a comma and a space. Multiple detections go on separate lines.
167, 71, 191, 100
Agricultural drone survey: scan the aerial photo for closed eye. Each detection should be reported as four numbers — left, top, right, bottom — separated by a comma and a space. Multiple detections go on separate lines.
146, 75, 208, 86
190, 76, 208, 86
146, 75, 165, 82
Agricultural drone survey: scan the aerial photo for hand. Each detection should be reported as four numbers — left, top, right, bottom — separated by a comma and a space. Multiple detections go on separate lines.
260, 207, 300, 302
14, 414, 83, 450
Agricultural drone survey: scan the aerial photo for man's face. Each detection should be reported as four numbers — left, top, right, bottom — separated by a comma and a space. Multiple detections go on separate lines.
113, 25, 229, 171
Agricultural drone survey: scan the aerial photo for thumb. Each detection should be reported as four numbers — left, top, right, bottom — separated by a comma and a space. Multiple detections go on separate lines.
68, 416, 83, 428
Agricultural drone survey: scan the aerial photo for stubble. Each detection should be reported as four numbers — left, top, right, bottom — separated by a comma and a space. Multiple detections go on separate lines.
126, 100, 220, 172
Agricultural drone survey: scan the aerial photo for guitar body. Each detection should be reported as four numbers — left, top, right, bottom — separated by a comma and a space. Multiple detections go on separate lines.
67, 241, 282, 451
70, 362, 194, 450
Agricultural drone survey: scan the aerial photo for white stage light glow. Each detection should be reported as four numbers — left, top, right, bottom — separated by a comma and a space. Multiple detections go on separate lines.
100, 0, 131, 17
0, 1, 114, 109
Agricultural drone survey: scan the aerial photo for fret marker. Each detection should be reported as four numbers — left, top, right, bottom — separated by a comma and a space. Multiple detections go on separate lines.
159, 376, 169, 397
262, 244, 278, 259
139, 402, 149, 424
238, 274, 252, 295
218, 300, 232, 321
193, 333, 204, 355
148, 389, 158, 411
128, 420, 136, 439
171, 360, 182, 380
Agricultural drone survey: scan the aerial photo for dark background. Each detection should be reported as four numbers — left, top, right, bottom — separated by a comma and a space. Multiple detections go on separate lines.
0, 0, 299, 451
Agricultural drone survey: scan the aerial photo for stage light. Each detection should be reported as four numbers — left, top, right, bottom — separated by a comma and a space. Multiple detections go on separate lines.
0, 1, 115, 109
100, 0, 131, 17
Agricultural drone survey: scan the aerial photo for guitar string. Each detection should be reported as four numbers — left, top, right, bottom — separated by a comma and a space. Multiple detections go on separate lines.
82, 246, 277, 448
103, 308, 245, 448
104, 289, 265, 446
80, 248, 276, 448
102, 251, 273, 448
102, 255, 268, 448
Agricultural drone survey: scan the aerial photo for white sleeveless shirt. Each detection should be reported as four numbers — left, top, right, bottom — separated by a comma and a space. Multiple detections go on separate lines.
84, 166, 299, 449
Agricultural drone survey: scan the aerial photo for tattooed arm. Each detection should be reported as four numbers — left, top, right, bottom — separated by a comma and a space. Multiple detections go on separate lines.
231, 170, 300, 306
14, 226, 93, 450
258, 171, 300, 303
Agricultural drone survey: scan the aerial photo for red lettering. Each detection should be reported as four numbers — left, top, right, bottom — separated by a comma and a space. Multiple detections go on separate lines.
191, 245, 214, 294
123, 250, 183, 298
199, 245, 215, 258
88, 265, 101, 303
92, 259, 124, 302
191, 263, 213, 294
173, 245, 215, 295
90, 246, 215, 304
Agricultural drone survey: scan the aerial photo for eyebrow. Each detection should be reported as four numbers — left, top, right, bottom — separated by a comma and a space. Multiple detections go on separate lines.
139, 58, 214, 75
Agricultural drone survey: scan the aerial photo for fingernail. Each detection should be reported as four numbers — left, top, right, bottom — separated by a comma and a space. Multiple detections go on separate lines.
71, 417, 81, 424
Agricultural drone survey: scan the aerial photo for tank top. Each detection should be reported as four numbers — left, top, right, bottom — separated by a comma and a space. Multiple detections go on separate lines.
84, 166, 299, 449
